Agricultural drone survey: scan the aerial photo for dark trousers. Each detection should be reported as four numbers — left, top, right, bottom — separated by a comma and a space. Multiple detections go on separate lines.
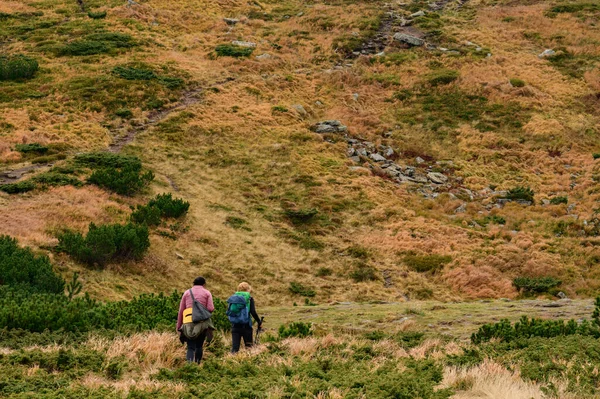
186, 331, 207, 363
231, 324, 253, 353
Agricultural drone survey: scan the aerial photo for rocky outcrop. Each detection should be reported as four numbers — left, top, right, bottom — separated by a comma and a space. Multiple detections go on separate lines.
311, 120, 348, 133
393, 33, 425, 47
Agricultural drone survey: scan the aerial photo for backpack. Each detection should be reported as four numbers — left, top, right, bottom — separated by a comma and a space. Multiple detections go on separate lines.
189, 289, 212, 323
226, 294, 250, 325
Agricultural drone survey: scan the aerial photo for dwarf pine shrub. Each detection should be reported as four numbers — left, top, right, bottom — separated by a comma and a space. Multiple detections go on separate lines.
0, 236, 65, 294
513, 276, 561, 294
425, 69, 459, 86
505, 186, 535, 203
289, 282, 316, 297
87, 166, 154, 196
215, 44, 254, 57
131, 194, 190, 226
58, 222, 150, 267
278, 322, 312, 338
403, 254, 451, 273
0, 55, 38, 81
14, 143, 48, 154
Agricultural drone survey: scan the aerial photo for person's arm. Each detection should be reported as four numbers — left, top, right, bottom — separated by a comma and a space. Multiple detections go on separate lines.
250, 297, 261, 325
176, 292, 187, 332
206, 291, 215, 312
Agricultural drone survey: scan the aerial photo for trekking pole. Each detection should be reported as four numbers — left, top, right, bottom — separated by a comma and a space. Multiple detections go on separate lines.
255, 317, 265, 345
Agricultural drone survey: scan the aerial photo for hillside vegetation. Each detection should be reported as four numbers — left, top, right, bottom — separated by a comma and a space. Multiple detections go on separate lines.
2, 0, 600, 304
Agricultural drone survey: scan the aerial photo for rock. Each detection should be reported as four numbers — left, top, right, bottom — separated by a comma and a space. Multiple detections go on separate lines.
223, 18, 239, 25
292, 104, 307, 117
175, 252, 184, 260
542, 199, 550, 206
315, 101, 323, 107
557, 291, 567, 299
410, 10, 425, 17
384, 147, 394, 157
383, 131, 393, 138
567, 204, 576, 213
538, 49, 556, 58
352, 93, 359, 101
255, 53, 272, 60
350, 156, 361, 163
412, 174, 429, 184
356, 148, 368, 157
348, 166, 370, 173
297, 12, 304, 17
232, 40, 256, 48
310, 120, 348, 134
375, 51, 385, 57
427, 172, 448, 184
415, 156, 425, 164
393, 32, 425, 47
370, 153, 387, 162
454, 203, 466, 214
404, 166, 416, 177
347, 147, 356, 157
541, 301, 564, 308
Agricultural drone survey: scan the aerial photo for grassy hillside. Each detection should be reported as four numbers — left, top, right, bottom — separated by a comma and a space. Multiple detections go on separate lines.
2, 0, 600, 307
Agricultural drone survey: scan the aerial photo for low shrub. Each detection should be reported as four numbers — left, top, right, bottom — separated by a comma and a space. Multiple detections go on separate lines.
289, 282, 316, 297
505, 186, 534, 203
509, 78, 526, 87
0, 235, 65, 294
32, 172, 82, 187
74, 152, 142, 170
58, 33, 135, 56
346, 245, 370, 259
87, 10, 107, 19
0, 55, 38, 81
14, 143, 48, 154
114, 108, 132, 118
513, 276, 561, 295
58, 222, 150, 267
425, 69, 459, 86
87, 166, 153, 196
350, 263, 379, 282
271, 105, 288, 113
403, 254, 451, 273
315, 267, 332, 277
225, 216, 250, 230
0, 181, 35, 194
112, 66, 156, 80
593, 153, 600, 160
214, 44, 254, 57
472, 315, 600, 344
278, 322, 312, 338
131, 193, 190, 225
549, 196, 568, 205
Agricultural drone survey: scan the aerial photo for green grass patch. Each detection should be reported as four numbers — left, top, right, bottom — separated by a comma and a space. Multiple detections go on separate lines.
57, 33, 135, 56
403, 254, 452, 273
289, 282, 316, 297
425, 69, 459, 86
214, 44, 254, 57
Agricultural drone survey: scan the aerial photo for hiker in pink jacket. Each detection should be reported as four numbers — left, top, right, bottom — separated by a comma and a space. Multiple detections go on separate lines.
177, 276, 214, 363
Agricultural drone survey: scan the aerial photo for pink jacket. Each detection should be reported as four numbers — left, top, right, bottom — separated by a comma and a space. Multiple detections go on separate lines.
176, 286, 214, 331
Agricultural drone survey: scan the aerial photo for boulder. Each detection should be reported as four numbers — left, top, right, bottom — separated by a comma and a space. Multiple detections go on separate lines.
370, 153, 387, 162
292, 104, 307, 117
410, 10, 425, 17
255, 53, 272, 60
223, 18, 239, 25
311, 120, 348, 133
232, 40, 256, 48
557, 291, 567, 299
393, 33, 424, 47
415, 156, 425, 164
427, 172, 448, 184
538, 49, 556, 58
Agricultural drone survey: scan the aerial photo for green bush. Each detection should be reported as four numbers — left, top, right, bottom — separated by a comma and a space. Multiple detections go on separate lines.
74, 152, 142, 170
0, 55, 38, 81
278, 322, 312, 338
58, 222, 150, 267
0, 181, 35, 194
505, 186, 534, 203
87, 10, 107, 19
289, 282, 316, 297
472, 315, 600, 344
131, 194, 190, 226
58, 33, 135, 56
403, 254, 451, 273
114, 108, 133, 118
549, 196, 568, 205
14, 143, 48, 154
88, 166, 153, 196
509, 78, 526, 87
513, 276, 561, 294
112, 66, 156, 80
350, 263, 379, 282
214, 44, 254, 57
315, 267, 332, 277
593, 153, 600, 160
425, 69, 459, 86
32, 172, 82, 187
0, 235, 65, 294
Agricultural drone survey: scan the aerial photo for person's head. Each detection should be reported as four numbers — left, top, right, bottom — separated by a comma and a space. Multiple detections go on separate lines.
237, 282, 251, 293
193, 276, 206, 286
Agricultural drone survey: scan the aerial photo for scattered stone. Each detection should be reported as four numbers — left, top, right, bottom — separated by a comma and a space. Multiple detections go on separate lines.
370, 153, 387, 162
410, 10, 426, 17
231, 40, 256, 48
393, 32, 425, 47
384, 147, 394, 157
415, 156, 425, 164
541, 199, 550, 206
427, 172, 448, 184
255, 53, 272, 60
538, 49, 556, 58
383, 131, 393, 138
292, 104, 307, 117
350, 156, 361, 163
297, 12, 304, 17
454, 204, 467, 214
311, 120, 347, 133
557, 291, 567, 299
223, 18, 239, 25
352, 93, 359, 101
176, 252, 185, 260
347, 147, 356, 157
567, 203, 576, 213
541, 301, 564, 308
315, 101, 323, 106
375, 51, 385, 57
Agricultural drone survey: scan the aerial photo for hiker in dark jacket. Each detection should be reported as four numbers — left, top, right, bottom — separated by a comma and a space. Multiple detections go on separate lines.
230, 282, 262, 353
177, 276, 214, 363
